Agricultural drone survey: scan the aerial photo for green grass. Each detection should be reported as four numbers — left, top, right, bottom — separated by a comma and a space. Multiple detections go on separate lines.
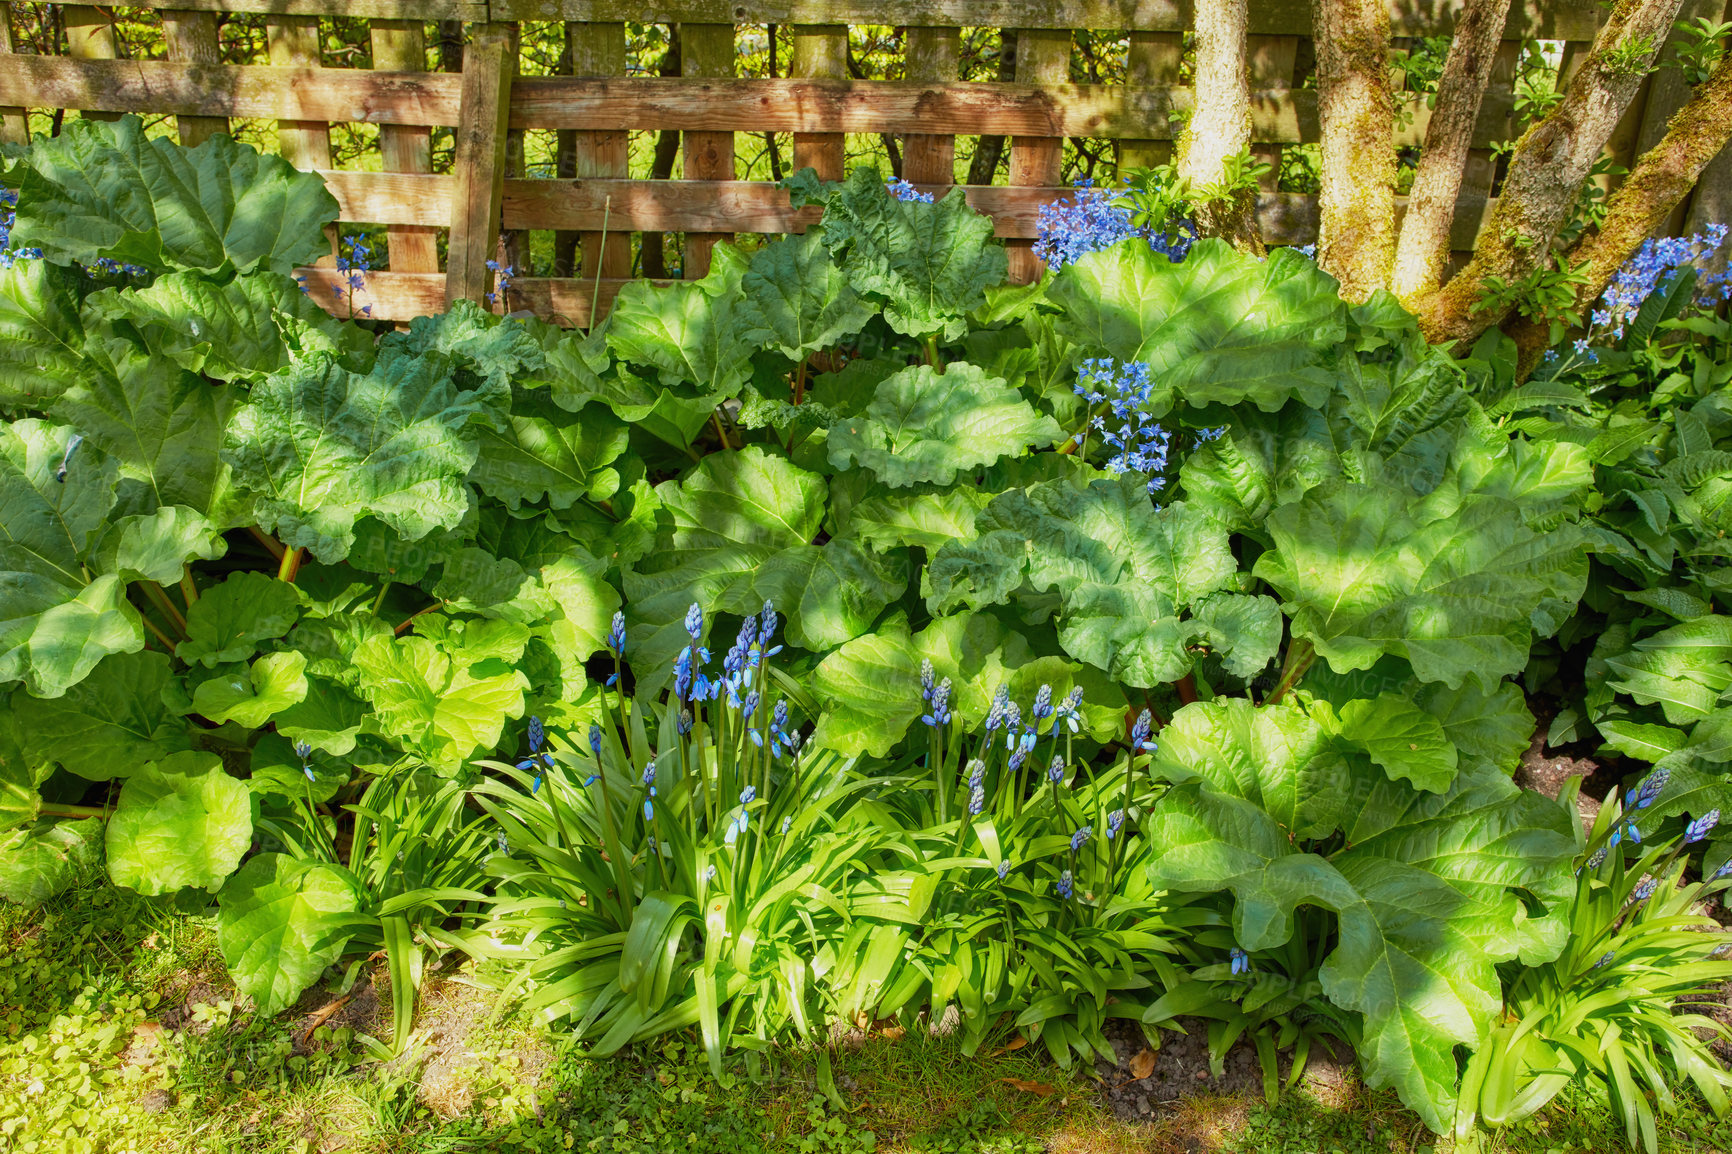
3, 882, 1731, 1153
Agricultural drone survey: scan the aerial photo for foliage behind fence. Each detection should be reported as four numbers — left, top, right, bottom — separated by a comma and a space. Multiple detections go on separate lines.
2, 0, 1722, 322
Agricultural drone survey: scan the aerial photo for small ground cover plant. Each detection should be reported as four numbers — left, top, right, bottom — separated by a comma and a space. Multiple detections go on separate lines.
0, 117, 1728, 1150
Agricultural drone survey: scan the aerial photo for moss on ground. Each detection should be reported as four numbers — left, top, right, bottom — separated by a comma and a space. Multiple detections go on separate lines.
1, 882, 1728, 1153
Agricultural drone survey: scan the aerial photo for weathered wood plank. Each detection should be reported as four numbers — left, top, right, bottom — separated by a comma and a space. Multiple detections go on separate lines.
682, 23, 736, 279
0, 57, 464, 125
1246, 34, 1298, 190
569, 22, 630, 280
904, 26, 960, 185
300, 267, 447, 320
163, 11, 229, 146
507, 76, 1518, 144
1120, 30, 1182, 170
0, 4, 29, 146
1007, 29, 1071, 283
370, 20, 439, 273
791, 25, 846, 180
446, 23, 516, 307
267, 15, 333, 169
63, 7, 121, 123
485, 0, 1599, 40
96, 0, 483, 17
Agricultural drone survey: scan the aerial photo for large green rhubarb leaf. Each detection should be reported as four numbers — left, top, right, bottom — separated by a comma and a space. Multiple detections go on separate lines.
0, 818, 103, 906
622, 447, 827, 688
352, 616, 531, 772
176, 570, 301, 667
606, 247, 766, 400
50, 334, 237, 517
1254, 481, 1591, 689
12, 115, 336, 274
929, 475, 1275, 686
12, 649, 190, 780
826, 363, 1063, 488
223, 352, 501, 563
0, 419, 143, 697
809, 169, 1007, 342
740, 226, 874, 360
0, 259, 87, 409
1145, 698, 1575, 1131
218, 853, 361, 1016
190, 651, 309, 728
105, 751, 254, 895
84, 270, 373, 382
470, 389, 629, 511
1599, 614, 1732, 726
1052, 240, 1345, 413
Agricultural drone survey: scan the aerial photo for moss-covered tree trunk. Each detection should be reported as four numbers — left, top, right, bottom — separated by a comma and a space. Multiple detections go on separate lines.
1390, 0, 1515, 301
1417, 0, 1688, 344
1310, 0, 1397, 301
1179, 0, 1265, 254
1504, 55, 1732, 368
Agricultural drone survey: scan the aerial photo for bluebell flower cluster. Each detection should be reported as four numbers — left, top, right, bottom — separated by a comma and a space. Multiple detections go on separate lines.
1686, 809, 1720, 844
886, 177, 934, 203
1033, 179, 1195, 270
1055, 869, 1074, 899
516, 715, 556, 793
1130, 709, 1156, 755
1106, 809, 1125, 841
336, 234, 373, 318
1230, 947, 1250, 976
294, 739, 315, 783
86, 257, 147, 280
1047, 755, 1066, 787
1594, 223, 1731, 339
485, 256, 517, 307
1069, 825, 1091, 852
0, 188, 39, 269
1073, 358, 1171, 494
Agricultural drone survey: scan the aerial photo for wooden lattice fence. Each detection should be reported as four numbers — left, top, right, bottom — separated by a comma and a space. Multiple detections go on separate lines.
0, 1, 1720, 324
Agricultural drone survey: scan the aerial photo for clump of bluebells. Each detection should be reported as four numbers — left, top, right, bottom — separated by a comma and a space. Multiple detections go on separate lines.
0, 188, 41, 269
1073, 357, 1171, 493
1592, 223, 1732, 340
336, 233, 374, 318
886, 177, 935, 204
1033, 178, 1195, 271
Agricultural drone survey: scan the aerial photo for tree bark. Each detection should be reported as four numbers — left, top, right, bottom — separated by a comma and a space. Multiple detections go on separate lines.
1505, 55, 1732, 368
1310, 0, 1397, 301
1180, 0, 1264, 253
1419, 0, 1689, 344
1390, 0, 1516, 300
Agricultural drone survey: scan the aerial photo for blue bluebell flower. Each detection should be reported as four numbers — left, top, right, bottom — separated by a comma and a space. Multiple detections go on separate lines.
1587, 845, 1608, 869
887, 177, 934, 203
967, 759, 984, 794
1598, 224, 1731, 338
1001, 703, 1022, 745
1230, 948, 1250, 976
1631, 876, 1658, 902
1055, 686, 1085, 733
920, 658, 935, 703
1031, 684, 1053, 723
1074, 359, 1170, 493
1716, 858, 1732, 880
1055, 869, 1074, 899
1593, 951, 1616, 970
685, 602, 704, 641
1048, 755, 1066, 787
1033, 180, 1139, 270
1686, 809, 1720, 844
1070, 825, 1091, 851
642, 763, 657, 786
739, 786, 755, 805
1630, 767, 1669, 810
997, 860, 1010, 881
703, 864, 717, 883
985, 686, 1010, 733
589, 723, 603, 757
674, 647, 694, 701
1106, 809, 1125, 840
643, 785, 656, 822
742, 690, 760, 721
496, 830, 511, 856
484, 258, 515, 307
1130, 709, 1155, 754
781, 815, 792, 834
294, 740, 315, 782
922, 679, 953, 728
969, 785, 986, 816
606, 611, 626, 657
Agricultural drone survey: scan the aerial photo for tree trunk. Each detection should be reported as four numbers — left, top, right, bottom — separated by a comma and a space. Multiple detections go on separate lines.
1180, 0, 1265, 253
1419, 0, 1689, 344
1505, 55, 1732, 369
1390, 0, 1515, 300
968, 30, 1017, 185
1310, 0, 1397, 301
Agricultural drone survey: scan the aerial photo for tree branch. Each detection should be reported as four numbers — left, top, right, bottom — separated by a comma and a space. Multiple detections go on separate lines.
1418, 0, 1690, 345
1390, 0, 1515, 300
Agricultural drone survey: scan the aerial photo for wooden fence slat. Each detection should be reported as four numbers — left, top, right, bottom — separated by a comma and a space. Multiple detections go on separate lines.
1007, 28, 1071, 283
791, 25, 846, 180
370, 19, 439, 273
267, 16, 333, 169
482, 0, 1599, 40
904, 26, 960, 185
1633, 0, 1723, 234
0, 58, 465, 124
164, 11, 229, 146
0, 59, 1528, 148
501, 23, 528, 282
117, 0, 484, 16
681, 23, 735, 279
569, 22, 630, 280
62, 6, 121, 123
0, 3, 28, 146
1247, 34, 1298, 190
1120, 31, 1182, 170
446, 23, 516, 306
